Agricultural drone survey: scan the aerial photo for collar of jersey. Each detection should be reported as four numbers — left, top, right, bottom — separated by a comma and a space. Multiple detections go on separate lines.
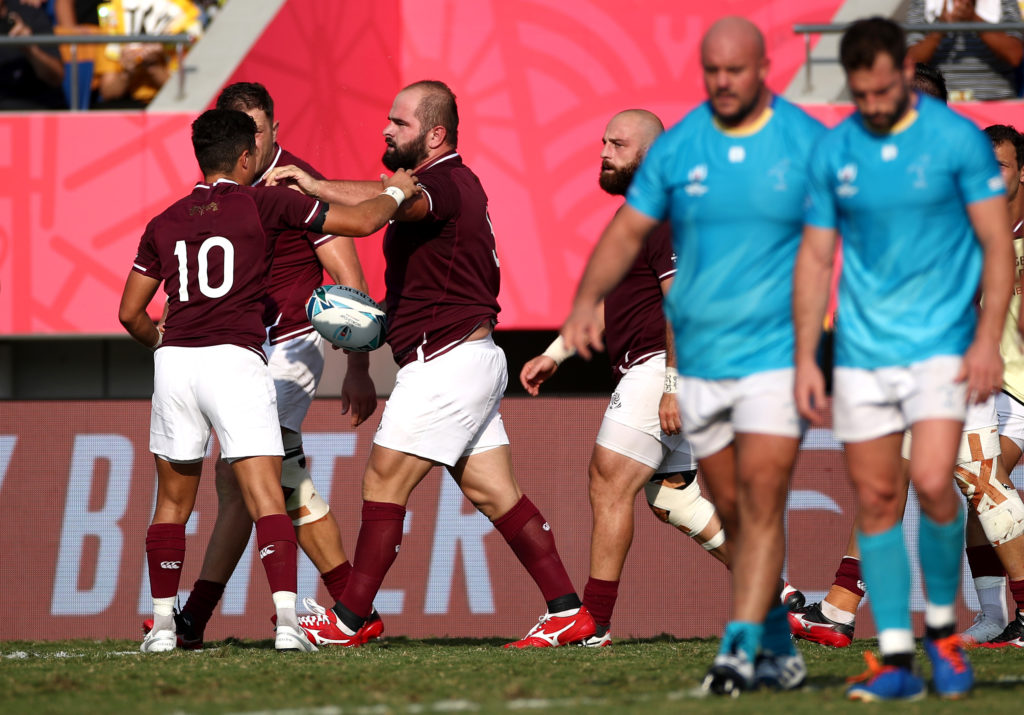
862, 94, 920, 137
195, 178, 240, 189
712, 103, 774, 137
256, 144, 283, 185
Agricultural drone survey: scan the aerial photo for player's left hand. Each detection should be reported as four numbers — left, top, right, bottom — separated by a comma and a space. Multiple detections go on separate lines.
265, 164, 321, 197
659, 392, 682, 435
341, 358, 377, 427
957, 339, 1004, 404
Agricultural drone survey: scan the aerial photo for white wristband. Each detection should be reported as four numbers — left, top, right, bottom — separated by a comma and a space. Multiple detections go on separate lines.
542, 336, 576, 366
381, 185, 406, 207
664, 366, 678, 394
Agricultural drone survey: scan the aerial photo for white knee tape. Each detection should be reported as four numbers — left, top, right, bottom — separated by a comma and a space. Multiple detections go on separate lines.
956, 426, 1001, 466
977, 486, 1024, 546
644, 478, 715, 537
701, 528, 726, 551
281, 453, 330, 527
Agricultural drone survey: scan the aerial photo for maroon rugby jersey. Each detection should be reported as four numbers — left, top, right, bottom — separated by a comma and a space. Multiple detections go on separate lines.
255, 146, 339, 344
131, 180, 325, 357
603, 221, 675, 383
383, 152, 501, 366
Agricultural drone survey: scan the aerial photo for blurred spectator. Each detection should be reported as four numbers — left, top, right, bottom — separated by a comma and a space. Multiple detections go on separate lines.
0, 0, 66, 110
55, 0, 102, 28
93, 0, 199, 109
907, 0, 1024, 100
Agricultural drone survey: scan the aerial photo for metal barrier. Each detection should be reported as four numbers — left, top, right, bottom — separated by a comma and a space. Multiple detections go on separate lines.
793, 22, 1024, 93
0, 33, 191, 110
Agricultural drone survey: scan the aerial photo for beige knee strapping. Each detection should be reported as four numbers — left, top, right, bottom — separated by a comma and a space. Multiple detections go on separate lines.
953, 427, 1024, 545
644, 478, 716, 539
281, 451, 330, 527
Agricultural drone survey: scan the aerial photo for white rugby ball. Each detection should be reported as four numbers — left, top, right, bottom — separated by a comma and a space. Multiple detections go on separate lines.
306, 285, 386, 352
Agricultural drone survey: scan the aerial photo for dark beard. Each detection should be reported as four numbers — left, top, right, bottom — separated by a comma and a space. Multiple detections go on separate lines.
598, 157, 640, 196
863, 88, 911, 133
382, 131, 429, 171
712, 89, 763, 128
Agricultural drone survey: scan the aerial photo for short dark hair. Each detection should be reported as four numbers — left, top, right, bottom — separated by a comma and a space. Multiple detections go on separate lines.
216, 81, 274, 121
192, 109, 257, 175
840, 17, 907, 72
913, 62, 948, 103
404, 80, 459, 148
985, 124, 1024, 169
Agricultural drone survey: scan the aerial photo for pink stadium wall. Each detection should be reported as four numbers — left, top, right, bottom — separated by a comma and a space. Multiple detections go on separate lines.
7, 0, 1024, 335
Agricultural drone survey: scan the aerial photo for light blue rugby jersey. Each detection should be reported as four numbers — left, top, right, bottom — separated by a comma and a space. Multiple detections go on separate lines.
626, 96, 824, 380
805, 93, 1003, 369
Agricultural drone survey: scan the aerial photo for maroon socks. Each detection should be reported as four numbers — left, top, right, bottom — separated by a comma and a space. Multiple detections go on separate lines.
493, 495, 576, 606
255, 514, 298, 594
146, 523, 186, 599
583, 577, 619, 628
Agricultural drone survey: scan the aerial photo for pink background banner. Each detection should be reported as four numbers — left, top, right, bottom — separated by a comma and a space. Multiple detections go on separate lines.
4, 0, 1024, 335
0, 398, 1004, 641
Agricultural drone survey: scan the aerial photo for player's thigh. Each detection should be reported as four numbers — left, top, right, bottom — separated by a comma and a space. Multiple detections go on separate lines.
844, 431, 906, 499
231, 455, 285, 520
153, 457, 202, 523
733, 431, 800, 494
450, 444, 522, 518
375, 338, 508, 467
265, 331, 324, 432
997, 392, 1024, 470
150, 347, 213, 462
589, 442, 656, 501
907, 418, 964, 490
196, 345, 284, 461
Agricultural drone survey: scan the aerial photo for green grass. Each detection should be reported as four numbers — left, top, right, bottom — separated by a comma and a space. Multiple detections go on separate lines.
1, 637, 1022, 714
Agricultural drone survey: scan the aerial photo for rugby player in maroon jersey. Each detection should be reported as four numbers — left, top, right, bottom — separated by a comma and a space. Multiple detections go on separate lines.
519, 110, 730, 647
148, 83, 386, 650
266, 80, 595, 647
118, 108, 418, 653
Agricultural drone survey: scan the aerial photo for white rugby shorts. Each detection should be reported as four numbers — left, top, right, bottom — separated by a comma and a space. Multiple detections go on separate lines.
677, 368, 802, 460
596, 356, 696, 472
265, 330, 324, 432
373, 335, 509, 467
151, 345, 284, 461
901, 393, 998, 462
833, 355, 967, 443
997, 391, 1024, 452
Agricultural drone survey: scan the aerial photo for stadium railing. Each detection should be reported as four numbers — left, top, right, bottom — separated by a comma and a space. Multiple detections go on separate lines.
0, 33, 192, 110
793, 22, 1024, 94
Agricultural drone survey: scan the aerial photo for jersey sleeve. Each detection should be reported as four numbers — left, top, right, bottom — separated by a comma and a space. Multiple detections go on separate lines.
418, 172, 458, 222
131, 221, 162, 279
957, 122, 1006, 206
645, 223, 677, 280
257, 186, 326, 232
804, 136, 838, 230
626, 133, 671, 221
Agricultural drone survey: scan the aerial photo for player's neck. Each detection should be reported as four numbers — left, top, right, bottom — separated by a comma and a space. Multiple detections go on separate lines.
203, 170, 244, 186
414, 145, 456, 173
713, 87, 773, 136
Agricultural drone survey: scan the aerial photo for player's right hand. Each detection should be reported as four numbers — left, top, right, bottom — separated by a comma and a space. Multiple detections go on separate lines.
560, 303, 604, 361
265, 164, 321, 197
381, 169, 420, 201
794, 356, 827, 425
520, 355, 557, 396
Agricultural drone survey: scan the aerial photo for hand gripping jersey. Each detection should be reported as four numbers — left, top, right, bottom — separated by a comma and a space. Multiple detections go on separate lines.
626, 96, 825, 380
382, 152, 501, 366
805, 93, 1004, 369
131, 180, 325, 357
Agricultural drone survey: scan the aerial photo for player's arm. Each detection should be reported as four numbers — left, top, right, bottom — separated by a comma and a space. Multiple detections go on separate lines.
520, 305, 605, 396
315, 237, 377, 426
963, 194, 1015, 401
318, 170, 420, 236
659, 275, 681, 435
562, 205, 658, 359
792, 224, 837, 424
270, 165, 430, 223
118, 271, 162, 349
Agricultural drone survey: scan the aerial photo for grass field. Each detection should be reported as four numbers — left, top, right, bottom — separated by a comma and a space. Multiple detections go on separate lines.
2, 636, 1022, 714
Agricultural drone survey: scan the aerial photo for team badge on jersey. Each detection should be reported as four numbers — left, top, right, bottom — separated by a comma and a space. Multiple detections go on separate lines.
685, 164, 709, 196
837, 164, 858, 197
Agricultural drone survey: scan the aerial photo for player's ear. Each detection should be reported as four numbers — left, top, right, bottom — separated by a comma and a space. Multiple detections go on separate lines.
271, 120, 280, 142
427, 125, 447, 149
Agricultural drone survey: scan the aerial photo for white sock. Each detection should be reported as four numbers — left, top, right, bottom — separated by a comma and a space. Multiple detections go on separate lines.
152, 597, 175, 632
924, 603, 956, 631
273, 590, 298, 629
821, 600, 856, 625
878, 628, 915, 655
975, 576, 1009, 625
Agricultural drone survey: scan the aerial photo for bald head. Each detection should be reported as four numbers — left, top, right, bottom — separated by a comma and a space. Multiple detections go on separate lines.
702, 16, 765, 60
701, 17, 770, 127
599, 109, 664, 196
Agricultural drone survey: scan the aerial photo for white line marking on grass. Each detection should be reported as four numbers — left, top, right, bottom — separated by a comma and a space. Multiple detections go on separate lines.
3, 651, 84, 659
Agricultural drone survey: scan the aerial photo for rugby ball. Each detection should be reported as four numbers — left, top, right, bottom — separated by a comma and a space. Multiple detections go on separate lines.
306, 285, 387, 352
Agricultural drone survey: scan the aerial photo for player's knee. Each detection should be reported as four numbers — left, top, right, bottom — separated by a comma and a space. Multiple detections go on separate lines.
977, 485, 1024, 546
282, 451, 330, 527
644, 471, 715, 536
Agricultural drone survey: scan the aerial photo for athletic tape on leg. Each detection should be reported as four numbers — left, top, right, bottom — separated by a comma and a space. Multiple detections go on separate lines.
281, 452, 330, 526
644, 478, 715, 537
953, 427, 1024, 545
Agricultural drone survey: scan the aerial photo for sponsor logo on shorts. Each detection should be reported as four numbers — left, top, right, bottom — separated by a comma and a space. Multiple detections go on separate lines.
160, 561, 182, 569
259, 545, 275, 559
542, 522, 550, 531
395, 545, 401, 553
609, 393, 621, 410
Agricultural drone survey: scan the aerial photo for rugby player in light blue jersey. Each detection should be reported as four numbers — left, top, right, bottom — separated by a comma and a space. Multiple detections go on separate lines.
793, 17, 1015, 702
561, 16, 824, 695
